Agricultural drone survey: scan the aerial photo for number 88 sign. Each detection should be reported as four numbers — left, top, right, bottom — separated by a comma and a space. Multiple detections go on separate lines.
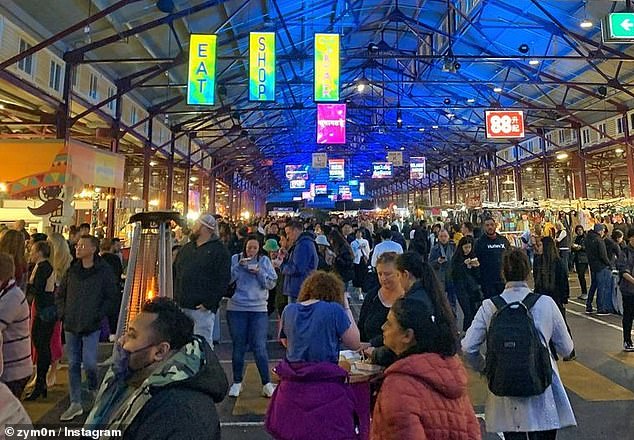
485, 110, 525, 139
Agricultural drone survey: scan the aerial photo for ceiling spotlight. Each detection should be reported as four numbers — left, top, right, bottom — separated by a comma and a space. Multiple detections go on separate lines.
556, 152, 569, 160
418, 128, 426, 132
444, 98, 451, 105
580, 19, 593, 29
396, 109, 403, 128
529, 59, 540, 66
446, 113, 455, 119
368, 42, 380, 52
432, 125, 439, 129
466, 98, 475, 103
518, 43, 530, 54
493, 87, 503, 93
598, 85, 608, 97
615, 148, 624, 154
356, 77, 369, 93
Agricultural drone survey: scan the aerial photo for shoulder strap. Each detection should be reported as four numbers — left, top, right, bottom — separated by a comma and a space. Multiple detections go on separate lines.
490, 295, 507, 310
522, 292, 540, 310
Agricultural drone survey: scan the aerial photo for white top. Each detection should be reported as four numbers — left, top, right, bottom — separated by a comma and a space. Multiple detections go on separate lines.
461, 282, 576, 433
351, 238, 371, 264
371, 240, 403, 267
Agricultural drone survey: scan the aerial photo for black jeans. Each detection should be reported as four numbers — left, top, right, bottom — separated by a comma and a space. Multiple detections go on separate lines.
503, 430, 557, 440
575, 262, 588, 297
623, 295, 634, 344
32, 316, 55, 386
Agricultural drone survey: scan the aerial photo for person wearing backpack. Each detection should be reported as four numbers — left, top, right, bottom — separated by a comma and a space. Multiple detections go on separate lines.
462, 249, 576, 440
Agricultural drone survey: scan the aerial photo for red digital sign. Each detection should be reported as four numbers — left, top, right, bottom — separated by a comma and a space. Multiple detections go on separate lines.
485, 110, 525, 139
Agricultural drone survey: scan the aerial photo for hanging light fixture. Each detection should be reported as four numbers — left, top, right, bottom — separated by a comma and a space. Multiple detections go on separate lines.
580, 1, 593, 28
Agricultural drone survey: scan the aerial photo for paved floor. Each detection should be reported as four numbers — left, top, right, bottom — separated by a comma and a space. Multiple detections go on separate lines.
24, 274, 634, 439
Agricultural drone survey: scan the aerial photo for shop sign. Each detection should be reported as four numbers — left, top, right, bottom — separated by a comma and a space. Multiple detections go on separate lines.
317, 104, 346, 144
603, 13, 634, 42
328, 158, 345, 180
314, 33, 340, 101
187, 34, 217, 105
387, 151, 403, 166
312, 152, 327, 168
485, 110, 525, 139
410, 157, 426, 180
249, 32, 276, 101
372, 162, 393, 179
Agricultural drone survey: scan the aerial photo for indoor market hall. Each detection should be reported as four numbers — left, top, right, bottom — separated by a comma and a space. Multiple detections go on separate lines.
0, 1, 634, 439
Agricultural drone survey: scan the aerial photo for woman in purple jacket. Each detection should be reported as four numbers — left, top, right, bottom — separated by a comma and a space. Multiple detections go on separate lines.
266, 271, 361, 440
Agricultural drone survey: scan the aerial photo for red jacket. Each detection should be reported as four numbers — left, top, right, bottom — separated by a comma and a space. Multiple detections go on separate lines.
371, 353, 481, 440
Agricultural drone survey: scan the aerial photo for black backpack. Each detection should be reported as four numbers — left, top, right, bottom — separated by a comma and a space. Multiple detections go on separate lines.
484, 293, 553, 397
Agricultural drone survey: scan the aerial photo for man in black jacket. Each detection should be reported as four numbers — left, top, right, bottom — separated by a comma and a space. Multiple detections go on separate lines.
57, 235, 118, 421
84, 298, 228, 438
584, 224, 614, 315
474, 217, 511, 299
173, 214, 230, 349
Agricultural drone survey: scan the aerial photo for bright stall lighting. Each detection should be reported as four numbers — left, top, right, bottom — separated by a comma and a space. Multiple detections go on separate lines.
149, 161, 158, 167
0, 182, 7, 192
241, 211, 251, 220
190, 176, 199, 182
556, 152, 569, 160
187, 211, 200, 221
615, 148, 624, 154
149, 199, 160, 207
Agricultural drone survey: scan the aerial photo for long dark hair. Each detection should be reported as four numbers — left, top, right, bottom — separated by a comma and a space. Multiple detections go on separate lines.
392, 295, 458, 357
395, 252, 458, 356
535, 236, 559, 293
453, 236, 476, 260
241, 234, 263, 259
328, 228, 353, 259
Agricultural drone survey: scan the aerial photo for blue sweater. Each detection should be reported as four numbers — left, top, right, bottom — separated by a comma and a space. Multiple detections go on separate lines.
228, 254, 278, 312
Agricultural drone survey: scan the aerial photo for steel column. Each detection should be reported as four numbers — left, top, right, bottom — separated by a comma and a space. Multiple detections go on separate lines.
106, 90, 122, 238
541, 134, 552, 199
625, 113, 634, 198
184, 137, 192, 217
142, 117, 153, 209
166, 132, 176, 209
573, 125, 588, 199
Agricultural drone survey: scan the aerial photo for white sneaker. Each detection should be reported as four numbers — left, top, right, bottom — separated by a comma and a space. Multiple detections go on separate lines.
358, 293, 364, 302
60, 403, 83, 421
262, 382, 277, 398
228, 382, 243, 397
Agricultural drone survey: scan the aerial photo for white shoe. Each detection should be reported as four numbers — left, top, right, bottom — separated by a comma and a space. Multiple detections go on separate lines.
262, 382, 277, 398
228, 382, 243, 397
358, 293, 364, 302
60, 403, 83, 421
108, 334, 116, 343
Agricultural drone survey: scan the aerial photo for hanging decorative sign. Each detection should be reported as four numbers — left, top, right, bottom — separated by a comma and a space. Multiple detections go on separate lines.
410, 157, 426, 180
372, 162, 393, 179
314, 33, 340, 101
187, 34, 217, 105
317, 104, 346, 144
312, 152, 328, 168
328, 158, 345, 180
387, 151, 403, 166
249, 32, 276, 101
485, 110, 525, 139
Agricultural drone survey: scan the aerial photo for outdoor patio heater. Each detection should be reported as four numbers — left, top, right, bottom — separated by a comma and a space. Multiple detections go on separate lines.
115, 211, 184, 338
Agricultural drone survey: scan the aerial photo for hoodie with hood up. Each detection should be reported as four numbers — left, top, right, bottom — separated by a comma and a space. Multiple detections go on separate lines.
85, 336, 228, 440
371, 352, 481, 440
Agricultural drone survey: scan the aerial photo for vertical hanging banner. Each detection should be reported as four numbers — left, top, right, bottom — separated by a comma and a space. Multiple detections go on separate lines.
317, 104, 346, 144
410, 157, 426, 179
249, 32, 276, 101
187, 34, 217, 105
314, 33, 340, 101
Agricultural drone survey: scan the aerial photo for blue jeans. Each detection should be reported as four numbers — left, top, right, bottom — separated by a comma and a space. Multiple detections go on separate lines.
65, 330, 100, 404
587, 267, 613, 313
182, 308, 216, 349
226, 311, 270, 385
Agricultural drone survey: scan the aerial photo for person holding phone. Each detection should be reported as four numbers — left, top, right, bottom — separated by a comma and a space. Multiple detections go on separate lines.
227, 235, 278, 398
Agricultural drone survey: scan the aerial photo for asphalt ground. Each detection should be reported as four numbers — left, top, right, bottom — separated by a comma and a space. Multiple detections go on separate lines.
24, 273, 634, 439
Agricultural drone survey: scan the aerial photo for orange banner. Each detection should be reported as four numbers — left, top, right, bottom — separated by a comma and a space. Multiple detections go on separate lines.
0, 140, 63, 181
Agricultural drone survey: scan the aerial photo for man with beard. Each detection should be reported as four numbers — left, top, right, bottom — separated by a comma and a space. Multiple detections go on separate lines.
173, 214, 231, 348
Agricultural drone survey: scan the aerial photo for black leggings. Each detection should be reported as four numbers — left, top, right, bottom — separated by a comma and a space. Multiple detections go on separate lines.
503, 430, 557, 440
623, 296, 634, 344
32, 316, 55, 385
575, 262, 588, 297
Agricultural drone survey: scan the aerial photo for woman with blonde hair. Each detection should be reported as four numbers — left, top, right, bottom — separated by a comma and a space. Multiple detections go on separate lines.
45, 233, 72, 387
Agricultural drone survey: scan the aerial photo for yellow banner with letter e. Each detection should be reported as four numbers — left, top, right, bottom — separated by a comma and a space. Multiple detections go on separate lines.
188, 34, 217, 105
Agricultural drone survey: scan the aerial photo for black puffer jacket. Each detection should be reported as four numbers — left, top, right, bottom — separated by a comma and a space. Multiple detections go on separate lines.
174, 237, 231, 313
584, 230, 610, 273
56, 258, 118, 334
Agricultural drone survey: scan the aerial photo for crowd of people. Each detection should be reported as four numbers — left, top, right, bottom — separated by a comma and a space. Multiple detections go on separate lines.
1, 210, 634, 439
